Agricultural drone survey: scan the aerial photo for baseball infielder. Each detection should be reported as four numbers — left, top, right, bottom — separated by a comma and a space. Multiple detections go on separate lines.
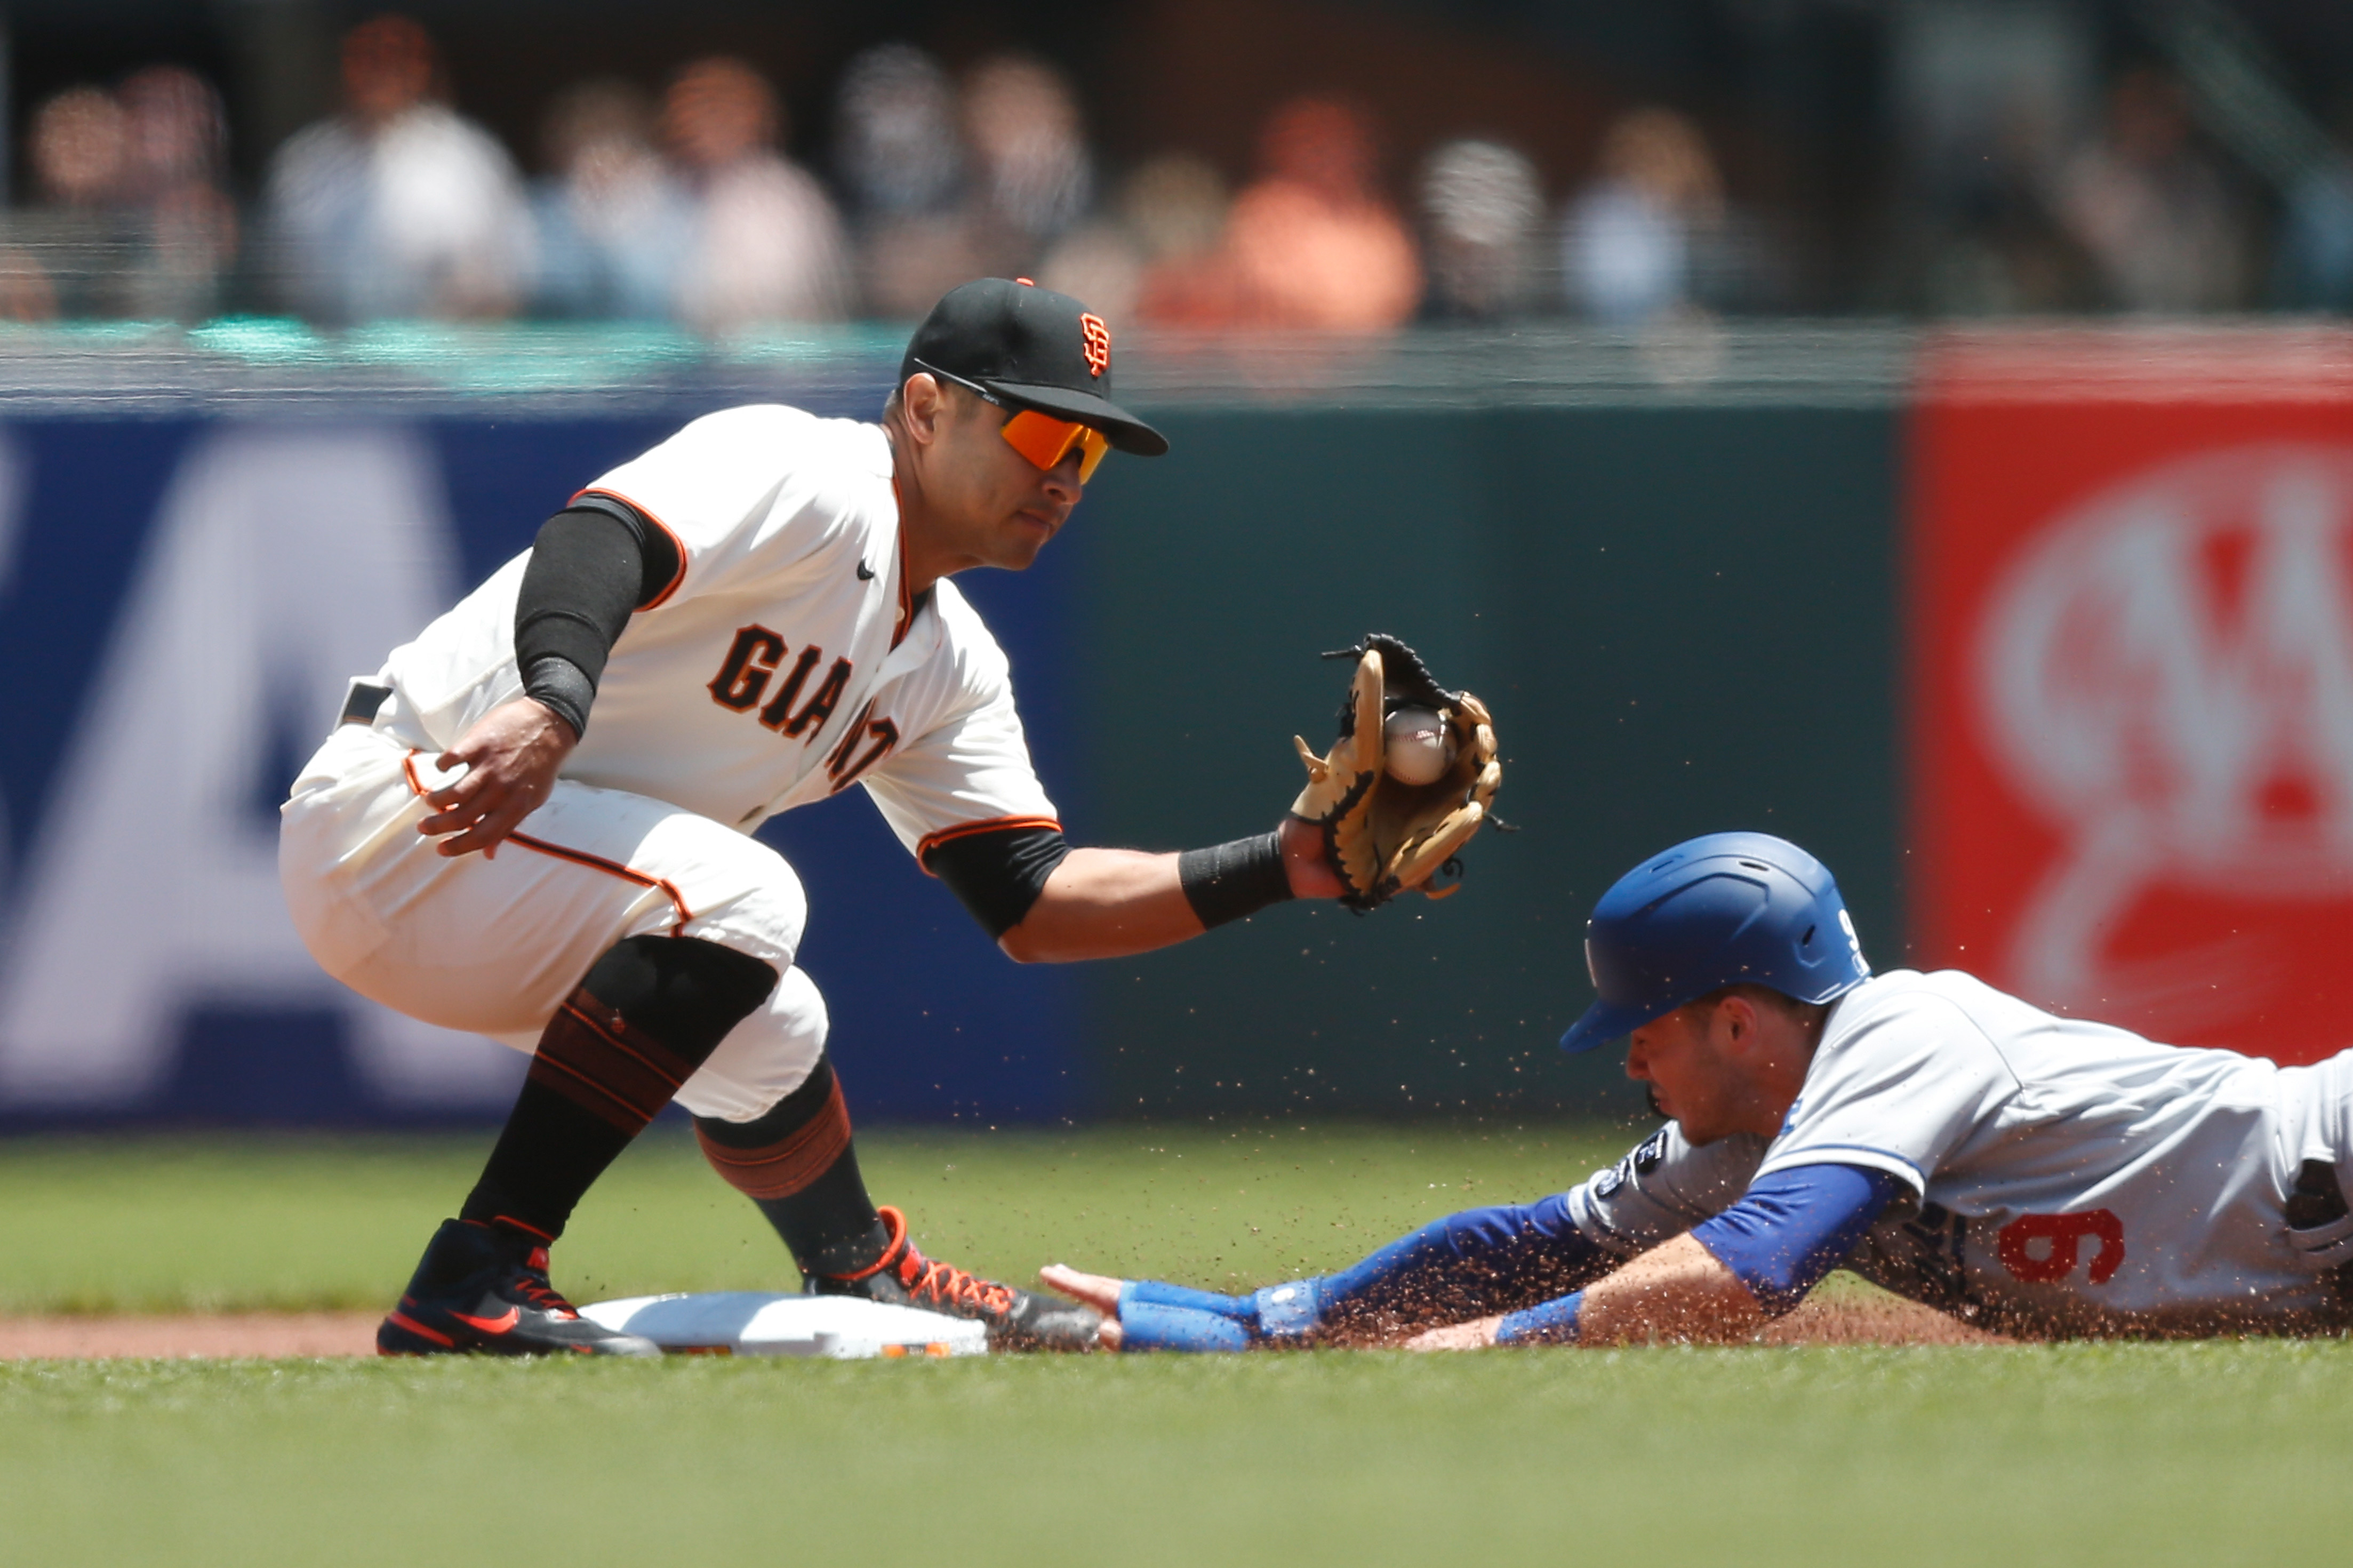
1043, 831, 2353, 1348
282, 278, 1496, 1357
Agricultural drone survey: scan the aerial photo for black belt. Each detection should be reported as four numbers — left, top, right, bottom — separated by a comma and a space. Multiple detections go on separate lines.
339, 681, 392, 726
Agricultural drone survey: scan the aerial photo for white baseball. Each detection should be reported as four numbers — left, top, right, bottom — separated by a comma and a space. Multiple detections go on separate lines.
1383, 706, 1454, 786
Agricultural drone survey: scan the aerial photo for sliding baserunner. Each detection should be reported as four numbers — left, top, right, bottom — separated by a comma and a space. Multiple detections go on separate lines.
1045, 831, 2353, 1348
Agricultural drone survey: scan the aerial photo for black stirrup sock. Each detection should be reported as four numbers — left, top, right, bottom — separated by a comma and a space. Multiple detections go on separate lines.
459, 934, 776, 1242
693, 1054, 888, 1278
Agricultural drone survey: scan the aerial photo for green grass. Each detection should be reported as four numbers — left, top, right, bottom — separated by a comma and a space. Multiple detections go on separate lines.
4, 1344, 2351, 1565
5, 1127, 2352, 1566
0, 1123, 1640, 1313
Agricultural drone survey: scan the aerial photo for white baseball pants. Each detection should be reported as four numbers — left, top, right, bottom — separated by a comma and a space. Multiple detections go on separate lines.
279, 721, 826, 1121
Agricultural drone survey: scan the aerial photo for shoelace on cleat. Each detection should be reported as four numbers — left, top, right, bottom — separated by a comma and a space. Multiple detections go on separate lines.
894, 1245, 1017, 1317
817, 1206, 1018, 1318
510, 1247, 580, 1318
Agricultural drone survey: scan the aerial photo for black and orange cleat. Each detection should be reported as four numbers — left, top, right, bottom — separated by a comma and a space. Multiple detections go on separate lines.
377, 1218, 660, 1358
810, 1205, 1101, 1351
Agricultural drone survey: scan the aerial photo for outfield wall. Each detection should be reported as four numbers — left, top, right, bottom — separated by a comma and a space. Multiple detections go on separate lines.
2, 324, 2343, 1127
1070, 403, 1899, 1117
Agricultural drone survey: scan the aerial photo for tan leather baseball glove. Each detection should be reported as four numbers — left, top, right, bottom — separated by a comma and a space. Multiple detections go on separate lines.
1290, 633, 1501, 913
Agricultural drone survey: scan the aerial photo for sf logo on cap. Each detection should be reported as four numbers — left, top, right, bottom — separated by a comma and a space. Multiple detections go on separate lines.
1080, 314, 1110, 378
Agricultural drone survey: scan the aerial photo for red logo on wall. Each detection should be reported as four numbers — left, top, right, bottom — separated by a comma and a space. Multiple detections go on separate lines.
1079, 313, 1110, 378
1911, 330, 2353, 1063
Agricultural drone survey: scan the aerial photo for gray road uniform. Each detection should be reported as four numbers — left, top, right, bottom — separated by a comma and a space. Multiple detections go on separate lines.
1565, 969, 2353, 1335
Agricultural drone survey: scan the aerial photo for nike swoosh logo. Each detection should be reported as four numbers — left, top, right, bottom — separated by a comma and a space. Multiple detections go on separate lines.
857, 561, 876, 580
453, 1307, 521, 1334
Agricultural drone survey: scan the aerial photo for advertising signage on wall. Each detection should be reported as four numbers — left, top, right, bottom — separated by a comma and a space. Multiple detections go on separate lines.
1910, 330, 2353, 1065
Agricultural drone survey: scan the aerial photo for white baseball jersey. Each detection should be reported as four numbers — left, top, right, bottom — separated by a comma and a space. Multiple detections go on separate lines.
1563, 970, 2353, 1335
378, 404, 1059, 857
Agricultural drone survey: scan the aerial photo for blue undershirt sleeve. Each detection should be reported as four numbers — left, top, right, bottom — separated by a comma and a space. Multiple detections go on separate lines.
1685, 1163, 1903, 1316
1312, 1196, 1612, 1322
1112, 1196, 1617, 1350
1493, 1163, 1901, 1347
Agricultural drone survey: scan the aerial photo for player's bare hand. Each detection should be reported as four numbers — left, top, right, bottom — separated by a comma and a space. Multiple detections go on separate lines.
1404, 1315, 1502, 1351
418, 698, 577, 858
1279, 815, 1346, 900
1038, 1264, 1126, 1349
1039, 1263, 1122, 1312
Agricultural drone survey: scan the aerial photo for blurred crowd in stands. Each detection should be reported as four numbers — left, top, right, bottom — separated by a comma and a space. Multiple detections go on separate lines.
5, 12, 2352, 333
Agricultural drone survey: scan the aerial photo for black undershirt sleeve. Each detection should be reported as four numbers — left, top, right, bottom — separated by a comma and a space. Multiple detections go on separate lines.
923, 826, 1073, 940
513, 497, 683, 739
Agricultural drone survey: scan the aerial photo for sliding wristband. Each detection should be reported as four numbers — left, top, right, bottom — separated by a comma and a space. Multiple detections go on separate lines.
1178, 830, 1294, 930
1494, 1290, 1584, 1346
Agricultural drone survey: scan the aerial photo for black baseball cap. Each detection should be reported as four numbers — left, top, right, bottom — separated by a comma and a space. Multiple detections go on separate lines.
900, 277, 1169, 458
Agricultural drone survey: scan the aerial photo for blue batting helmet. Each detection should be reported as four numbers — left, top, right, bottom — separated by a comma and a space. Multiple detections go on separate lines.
1557, 831, 1870, 1055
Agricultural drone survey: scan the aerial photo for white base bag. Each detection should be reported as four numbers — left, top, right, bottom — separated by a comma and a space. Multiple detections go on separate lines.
580, 1292, 989, 1359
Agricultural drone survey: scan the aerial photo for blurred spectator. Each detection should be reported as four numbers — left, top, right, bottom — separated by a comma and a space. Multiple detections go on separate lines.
116, 67, 237, 320
1125, 156, 1237, 325
837, 43, 964, 218
531, 79, 689, 321
2276, 159, 2353, 313
2053, 68, 2246, 314
1909, 100, 2092, 316
1040, 153, 1235, 325
18, 70, 236, 322
961, 53, 1093, 278
1419, 138, 1546, 319
1564, 107, 1724, 324
2273, 100, 2353, 313
661, 58, 849, 331
1220, 97, 1420, 332
18, 86, 130, 317
1036, 218, 1143, 324
835, 44, 976, 319
33, 87, 129, 209
264, 14, 533, 323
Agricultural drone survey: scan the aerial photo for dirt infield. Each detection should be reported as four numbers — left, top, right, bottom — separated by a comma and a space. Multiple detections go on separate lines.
1761, 1292, 2007, 1346
0, 1313, 382, 1359
0, 1294, 2000, 1359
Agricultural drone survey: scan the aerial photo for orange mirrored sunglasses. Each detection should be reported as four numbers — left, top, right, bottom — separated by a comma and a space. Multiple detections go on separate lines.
999, 409, 1111, 483
915, 360, 1112, 483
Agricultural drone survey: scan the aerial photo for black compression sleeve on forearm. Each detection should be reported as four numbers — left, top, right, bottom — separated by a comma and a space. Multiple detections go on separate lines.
1178, 831, 1293, 929
923, 825, 1073, 939
513, 501, 680, 739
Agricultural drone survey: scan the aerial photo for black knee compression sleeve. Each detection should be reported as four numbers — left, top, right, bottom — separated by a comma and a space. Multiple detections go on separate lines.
694, 1054, 886, 1278
461, 935, 778, 1241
